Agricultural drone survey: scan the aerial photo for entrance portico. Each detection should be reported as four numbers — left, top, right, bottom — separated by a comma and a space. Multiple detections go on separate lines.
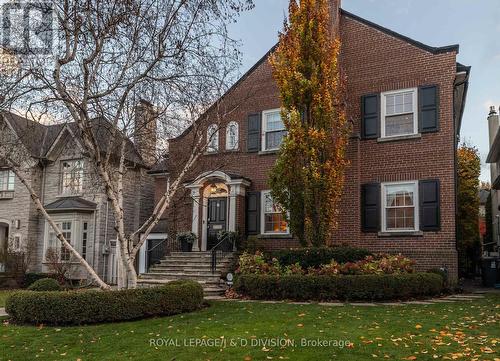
185, 171, 250, 251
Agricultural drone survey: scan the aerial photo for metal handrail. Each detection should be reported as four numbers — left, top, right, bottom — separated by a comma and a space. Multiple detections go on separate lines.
147, 238, 168, 252
210, 233, 235, 274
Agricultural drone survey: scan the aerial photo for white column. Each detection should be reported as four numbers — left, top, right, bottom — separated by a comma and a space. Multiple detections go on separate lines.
227, 180, 249, 233
187, 186, 202, 251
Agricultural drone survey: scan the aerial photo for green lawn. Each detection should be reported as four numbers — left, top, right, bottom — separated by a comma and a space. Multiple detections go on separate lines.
0, 295, 499, 361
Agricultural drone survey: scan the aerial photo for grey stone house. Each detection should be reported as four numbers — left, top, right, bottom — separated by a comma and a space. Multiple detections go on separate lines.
0, 104, 154, 283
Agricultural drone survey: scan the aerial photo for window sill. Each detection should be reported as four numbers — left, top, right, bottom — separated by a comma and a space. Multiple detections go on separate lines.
257, 233, 293, 239
0, 191, 14, 199
203, 151, 219, 156
377, 134, 421, 143
378, 231, 423, 237
258, 150, 278, 155
57, 193, 83, 198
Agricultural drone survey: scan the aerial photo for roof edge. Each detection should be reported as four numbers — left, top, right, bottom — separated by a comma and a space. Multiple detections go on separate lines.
341, 9, 459, 55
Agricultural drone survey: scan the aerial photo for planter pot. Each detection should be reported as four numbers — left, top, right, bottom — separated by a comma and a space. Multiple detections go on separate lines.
181, 241, 193, 252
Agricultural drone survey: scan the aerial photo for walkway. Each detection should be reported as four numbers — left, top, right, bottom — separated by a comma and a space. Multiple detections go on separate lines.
205, 293, 487, 306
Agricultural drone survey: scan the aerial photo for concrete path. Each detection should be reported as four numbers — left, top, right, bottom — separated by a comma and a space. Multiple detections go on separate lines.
205, 293, 486, 306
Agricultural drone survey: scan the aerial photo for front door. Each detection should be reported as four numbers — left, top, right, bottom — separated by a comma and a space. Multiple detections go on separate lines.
207, 197, 227, 250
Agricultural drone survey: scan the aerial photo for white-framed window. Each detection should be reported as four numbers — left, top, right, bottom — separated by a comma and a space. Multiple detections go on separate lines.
382, 181, 419, 232
207, 124, 219, 153
82, 221, 88, 260
9, 234, 22, 252
0, 169, 14, 191
61, 160, 84, 195
261, 190, 289, 234
381, 88, 418, 138
225, 121, 239, 150
46, 221, 72, 262
262, 109, 286, 151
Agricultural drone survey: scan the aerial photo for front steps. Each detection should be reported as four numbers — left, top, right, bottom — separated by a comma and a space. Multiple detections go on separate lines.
137, 252, 235, 297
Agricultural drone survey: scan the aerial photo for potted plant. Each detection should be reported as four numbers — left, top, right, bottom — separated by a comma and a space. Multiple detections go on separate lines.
176, 232, 197, 252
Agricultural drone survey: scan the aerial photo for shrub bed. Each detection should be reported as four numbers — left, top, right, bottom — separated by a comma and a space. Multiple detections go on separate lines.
6, 280, 203, 325
234, 273, 443, 301
269, 246, 372, 268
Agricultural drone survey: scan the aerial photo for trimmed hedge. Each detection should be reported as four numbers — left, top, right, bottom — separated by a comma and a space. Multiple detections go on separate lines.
268, 246, 373, 268
234, 273, 443, 301
6, 280, 203, 325
23, 273, 57, 288
28, 278, 61, 291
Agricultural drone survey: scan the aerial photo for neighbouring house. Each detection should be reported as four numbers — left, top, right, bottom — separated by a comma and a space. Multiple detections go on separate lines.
0, 101, 155, 283
485, 105, 500, 256
145, 0, 470, 283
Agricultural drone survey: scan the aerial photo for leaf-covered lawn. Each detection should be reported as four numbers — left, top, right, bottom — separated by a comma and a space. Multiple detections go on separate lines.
0, 295, 499, 361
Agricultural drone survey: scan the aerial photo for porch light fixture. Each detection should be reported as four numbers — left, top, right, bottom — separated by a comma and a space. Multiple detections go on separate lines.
210, 183, 218, 194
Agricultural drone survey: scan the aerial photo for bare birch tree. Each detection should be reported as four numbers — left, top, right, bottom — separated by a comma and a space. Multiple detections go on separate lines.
0, 0, 254, 288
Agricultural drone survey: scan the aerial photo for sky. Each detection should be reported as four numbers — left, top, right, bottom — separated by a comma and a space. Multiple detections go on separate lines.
228, 0, 500, 182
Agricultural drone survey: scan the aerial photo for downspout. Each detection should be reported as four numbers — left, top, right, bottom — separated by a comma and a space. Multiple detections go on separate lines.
102, 200, 109, 281
453, 69, 470, 252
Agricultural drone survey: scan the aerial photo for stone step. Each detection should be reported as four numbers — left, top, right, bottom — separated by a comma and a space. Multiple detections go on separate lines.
139, 273, 221, 282
136, 279, 226, 296
149, 268, 221, 275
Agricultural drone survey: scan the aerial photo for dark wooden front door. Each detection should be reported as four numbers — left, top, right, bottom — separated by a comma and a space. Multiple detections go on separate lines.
207, 197, 227, 250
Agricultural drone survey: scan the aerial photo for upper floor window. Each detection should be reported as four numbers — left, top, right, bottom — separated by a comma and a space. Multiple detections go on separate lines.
381, 88, 418, 138
0, 169, 14, 191
261, 190, 289, 234
262, 109, 286, 151
382, 182, 419, 232
207, 124, 219, 153
226, 121, 239, 150
61, 160, 83, 195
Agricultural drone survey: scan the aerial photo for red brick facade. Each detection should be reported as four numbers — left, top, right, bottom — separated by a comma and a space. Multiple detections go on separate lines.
157, 5, 468, 281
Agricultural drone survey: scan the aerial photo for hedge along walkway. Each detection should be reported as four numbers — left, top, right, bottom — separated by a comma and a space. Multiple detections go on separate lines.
206, 293, 486, 306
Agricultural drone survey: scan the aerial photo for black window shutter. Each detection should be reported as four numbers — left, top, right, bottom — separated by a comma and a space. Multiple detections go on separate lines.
361, 94, 379, 139
246, 192, 260, 235
419, 85, 439, 133
361, 183, 380, 232
247, 113, 261, 152
419, 179, 440, 231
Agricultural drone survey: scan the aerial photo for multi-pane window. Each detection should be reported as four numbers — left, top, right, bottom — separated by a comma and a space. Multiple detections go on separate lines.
82, 222, 88, 260
382, 182, 418, 232
0, 170, 14, 191
381, 88, 417, 138
60, 221, 72, 262
207, 124, 219, 153
61, 160, 83, 195
262, 191, 288, 234
262, 109, 286, 151
226, 121, 239, 150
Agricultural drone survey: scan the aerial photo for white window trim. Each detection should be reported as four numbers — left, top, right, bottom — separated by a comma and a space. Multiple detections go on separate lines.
43, 214, 92, 263
207, 124, 219, 153
260, 190, 290, 235
225, 121, 239, 150
380, 88, 418, 139
60, 159, 84, 195
381, 181, 419, 233
261, 108, 285, 151
0, 169, 15, 191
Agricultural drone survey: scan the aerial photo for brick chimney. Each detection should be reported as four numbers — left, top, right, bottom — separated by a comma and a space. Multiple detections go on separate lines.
328, 0, 341, 36
134, 99, 157, 167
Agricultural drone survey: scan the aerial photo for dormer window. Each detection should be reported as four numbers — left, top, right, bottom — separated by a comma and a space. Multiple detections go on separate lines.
61, 160, 83, 195
207, 124, 219, 153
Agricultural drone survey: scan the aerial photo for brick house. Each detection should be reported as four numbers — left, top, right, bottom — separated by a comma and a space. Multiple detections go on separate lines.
149, 0, 470, 281
0, 102, 154, 283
